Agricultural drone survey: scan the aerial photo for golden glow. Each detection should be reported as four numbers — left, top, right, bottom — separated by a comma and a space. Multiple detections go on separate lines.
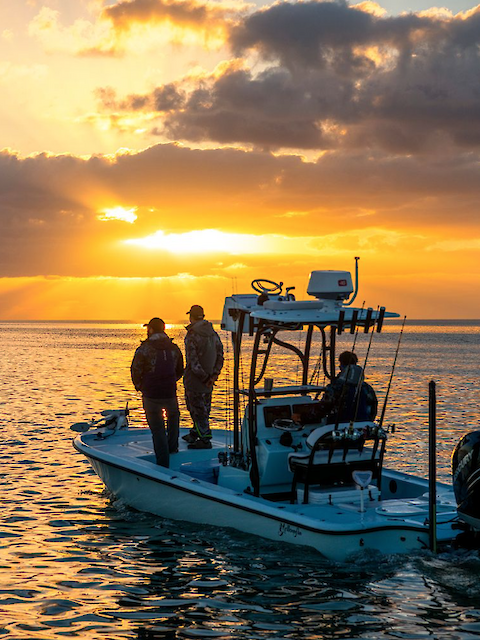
123, 227, 407, 256
98, 206, 138, 223
125, 229, 264, 254
2, 266, 480, 321
80, 112, 159, 134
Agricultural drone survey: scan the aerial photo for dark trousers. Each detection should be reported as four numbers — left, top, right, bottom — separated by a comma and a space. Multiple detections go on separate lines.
185, 389, 212, 439
143, 395, 180, 467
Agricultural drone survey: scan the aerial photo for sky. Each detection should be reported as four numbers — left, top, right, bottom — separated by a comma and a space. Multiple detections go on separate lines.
1, 0, 480, 321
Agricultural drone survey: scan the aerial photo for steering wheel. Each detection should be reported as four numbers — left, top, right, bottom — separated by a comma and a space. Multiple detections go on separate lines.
251, 279, 283, 295
272, 418, 303, 432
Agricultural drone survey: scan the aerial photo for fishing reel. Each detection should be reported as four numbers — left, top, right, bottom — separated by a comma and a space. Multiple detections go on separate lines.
365, 424, 389, 440
218, 450, 250, 470
332, 423, 391, 443
332, 427, 363, 442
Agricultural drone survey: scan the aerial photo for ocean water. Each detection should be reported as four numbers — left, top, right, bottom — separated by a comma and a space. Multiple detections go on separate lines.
1, 320, 480, 639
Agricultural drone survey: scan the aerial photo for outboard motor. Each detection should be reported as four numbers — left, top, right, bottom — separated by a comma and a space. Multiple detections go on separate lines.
452, 431, 480, 532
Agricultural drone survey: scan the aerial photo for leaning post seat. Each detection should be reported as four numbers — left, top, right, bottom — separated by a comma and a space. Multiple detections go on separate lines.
287, 422, 387, 504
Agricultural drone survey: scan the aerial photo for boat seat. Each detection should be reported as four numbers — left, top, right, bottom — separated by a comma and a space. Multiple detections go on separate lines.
288, 423, 386, 504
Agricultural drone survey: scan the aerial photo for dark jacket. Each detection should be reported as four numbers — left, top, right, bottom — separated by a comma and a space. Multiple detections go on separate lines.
322, 364, 378, 424
184, 320, 224, 393
131, 333, 184, 399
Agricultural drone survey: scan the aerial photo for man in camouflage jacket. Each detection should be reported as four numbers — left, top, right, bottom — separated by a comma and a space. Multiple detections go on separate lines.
182, 305, 224, 449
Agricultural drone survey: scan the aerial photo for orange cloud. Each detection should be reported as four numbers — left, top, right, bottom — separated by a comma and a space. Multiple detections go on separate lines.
1, 143, 479, 318
28, 0, 245, 56
103, 0, 240, 33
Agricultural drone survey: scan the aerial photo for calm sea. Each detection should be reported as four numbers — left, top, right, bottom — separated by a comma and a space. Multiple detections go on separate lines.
1, 320, 480, 639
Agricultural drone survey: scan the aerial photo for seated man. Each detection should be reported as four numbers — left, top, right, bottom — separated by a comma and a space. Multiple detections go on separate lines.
319, 351, 377, 425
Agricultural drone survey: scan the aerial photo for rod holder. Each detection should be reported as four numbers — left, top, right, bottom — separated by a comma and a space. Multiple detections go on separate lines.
376, 307, 386, 333
350, 309, 358, 334
364, 308, 373, 333
337, 310, 345, 335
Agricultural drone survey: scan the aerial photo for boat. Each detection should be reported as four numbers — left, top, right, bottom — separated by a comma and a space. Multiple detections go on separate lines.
72, 261, 466, 562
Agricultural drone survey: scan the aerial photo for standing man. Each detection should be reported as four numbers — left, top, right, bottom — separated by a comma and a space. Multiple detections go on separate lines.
131, 317, 184, 467
182, 305, 224, 449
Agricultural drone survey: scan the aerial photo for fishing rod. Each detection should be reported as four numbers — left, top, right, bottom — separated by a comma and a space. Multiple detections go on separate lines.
333, 302, 365, 430
378, 315, 407, 428
350, 306, 379, 428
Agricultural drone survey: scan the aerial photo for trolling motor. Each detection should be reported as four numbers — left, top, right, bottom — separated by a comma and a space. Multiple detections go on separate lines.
71, 404, 129, 436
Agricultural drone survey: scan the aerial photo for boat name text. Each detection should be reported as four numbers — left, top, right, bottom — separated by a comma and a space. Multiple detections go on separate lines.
279, 523, 302, 538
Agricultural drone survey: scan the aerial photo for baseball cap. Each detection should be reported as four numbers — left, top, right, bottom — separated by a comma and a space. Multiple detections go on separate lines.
187, 305, 204, 319
143, 317, 165, 332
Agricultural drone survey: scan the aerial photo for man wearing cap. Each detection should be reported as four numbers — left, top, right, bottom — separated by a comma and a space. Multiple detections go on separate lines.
131, 317, 184, 467
182, 305, 224, 449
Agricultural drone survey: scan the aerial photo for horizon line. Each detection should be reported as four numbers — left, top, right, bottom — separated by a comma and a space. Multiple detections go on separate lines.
1, 318, 480, 324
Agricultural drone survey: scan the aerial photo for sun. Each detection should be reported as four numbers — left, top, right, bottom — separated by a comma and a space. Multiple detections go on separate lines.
97, 206, 138, 224
124, 229, 260, 254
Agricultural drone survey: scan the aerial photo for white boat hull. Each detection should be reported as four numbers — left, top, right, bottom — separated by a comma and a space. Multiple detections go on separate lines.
75, 427, 459, 562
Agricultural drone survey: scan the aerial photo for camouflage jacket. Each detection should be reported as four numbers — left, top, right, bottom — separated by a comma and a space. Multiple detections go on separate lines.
184, 320, 224, 393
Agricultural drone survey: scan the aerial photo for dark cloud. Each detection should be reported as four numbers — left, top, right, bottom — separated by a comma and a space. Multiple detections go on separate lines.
95, 84, 185, 112
163, 67, 348, 148
231, 0, 379, 72
94, 2, 480, 153
224, 1, 480, 151
230, 2, 450, 71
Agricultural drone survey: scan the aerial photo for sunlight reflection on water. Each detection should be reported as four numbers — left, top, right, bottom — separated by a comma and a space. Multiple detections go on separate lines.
1, 320, 480, 639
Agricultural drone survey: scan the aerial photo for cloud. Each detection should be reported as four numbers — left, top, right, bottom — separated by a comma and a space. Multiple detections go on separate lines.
28, 7, 117, 56
91, 2, 480, 153
1, 143, 480, 281
27, 0, 245, 56
426, 239, 480, 252
161, 65, 343, 149
103, 0, 241, 33
2, 29, 14, 42
95, 83, 186, 113
352, 2, 387, 18
0, 62, 48, 84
